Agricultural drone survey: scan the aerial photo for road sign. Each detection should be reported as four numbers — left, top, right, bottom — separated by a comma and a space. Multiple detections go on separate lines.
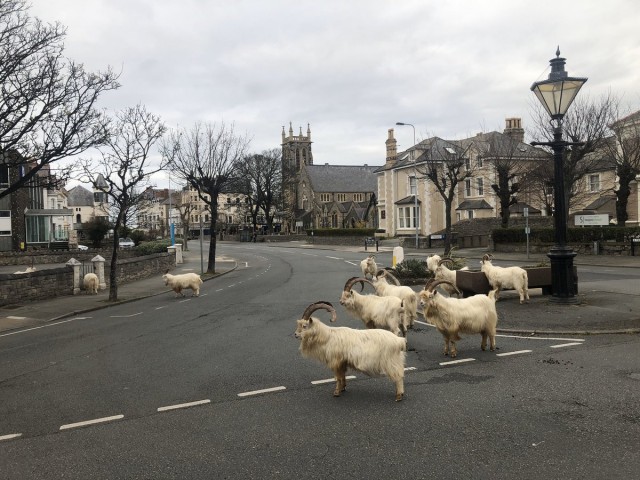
574, 214, 609, 226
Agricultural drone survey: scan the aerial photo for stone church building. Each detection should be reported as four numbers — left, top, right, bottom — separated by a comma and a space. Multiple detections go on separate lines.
281, 123, 380, 233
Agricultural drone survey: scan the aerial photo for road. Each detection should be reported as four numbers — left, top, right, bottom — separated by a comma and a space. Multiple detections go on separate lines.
1, 243, 639, 479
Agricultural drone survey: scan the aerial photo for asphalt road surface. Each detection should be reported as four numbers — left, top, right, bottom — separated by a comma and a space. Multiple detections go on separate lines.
1, 243, 639, 479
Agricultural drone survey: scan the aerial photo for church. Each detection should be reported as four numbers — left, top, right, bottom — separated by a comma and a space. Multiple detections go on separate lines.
281, 123, 380, 233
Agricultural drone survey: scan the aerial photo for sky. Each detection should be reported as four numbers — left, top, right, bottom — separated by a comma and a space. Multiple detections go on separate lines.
29, 0, 640, 189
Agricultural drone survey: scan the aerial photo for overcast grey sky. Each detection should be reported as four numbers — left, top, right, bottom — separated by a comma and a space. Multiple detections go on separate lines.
30, 0, 640, 188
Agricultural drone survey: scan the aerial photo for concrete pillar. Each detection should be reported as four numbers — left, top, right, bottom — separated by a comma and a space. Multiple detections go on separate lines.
392, 246, 404, 267
174, 243, 183, 264
66, 258, 82, 295
92, 254, 106, 290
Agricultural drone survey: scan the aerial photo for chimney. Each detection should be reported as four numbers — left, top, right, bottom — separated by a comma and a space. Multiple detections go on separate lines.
385, 128, 397, 166
504, 117, 525, 143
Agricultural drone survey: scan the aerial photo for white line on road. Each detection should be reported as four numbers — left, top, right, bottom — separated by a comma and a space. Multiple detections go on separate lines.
237, 386, 286, 397
496, 334, 585, 342
157, 399, 211, 412
155, 306, 167, 310
300, 253, 318, 256
59, 414, 124, 431
497, 350, 532, 357
404, 367, 417, 371
216, 289, 224, 292
0, 317, 89, 338
440, 358, 476, 366
326, 256, 343, 260
344, 261, 359, 266
414, 320, 435, 328
311, 376, 356, 385
110, 312, 143, 318
178, 299, 191, 303
550, 342, 583, 348
6, 316, 26, 320
0, 433, 22, 441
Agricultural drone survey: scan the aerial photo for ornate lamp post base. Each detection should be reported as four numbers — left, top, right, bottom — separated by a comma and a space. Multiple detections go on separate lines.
547, 246, 579, 304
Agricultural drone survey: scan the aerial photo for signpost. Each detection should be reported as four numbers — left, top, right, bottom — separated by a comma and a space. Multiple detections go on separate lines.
524, 207, 530, 259
574, 214, 609, 226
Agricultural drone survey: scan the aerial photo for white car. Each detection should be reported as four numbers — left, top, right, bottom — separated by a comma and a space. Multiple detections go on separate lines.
77, 244, 89, 251
119, 237, 135, 248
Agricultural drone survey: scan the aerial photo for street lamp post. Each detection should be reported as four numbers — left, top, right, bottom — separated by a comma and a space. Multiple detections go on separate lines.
530, 48, 587, 304
396, 122, 419, 249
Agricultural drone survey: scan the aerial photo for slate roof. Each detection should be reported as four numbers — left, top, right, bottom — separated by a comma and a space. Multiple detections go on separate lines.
306, 164, 379, 193
584, 196, 616, 210
509, 202, 541, 215
395, 195, 421, 205
66, 185, 94, 206
456, 199, 493, 210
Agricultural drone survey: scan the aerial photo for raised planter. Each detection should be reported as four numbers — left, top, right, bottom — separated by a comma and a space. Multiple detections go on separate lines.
455, 266, 578, 297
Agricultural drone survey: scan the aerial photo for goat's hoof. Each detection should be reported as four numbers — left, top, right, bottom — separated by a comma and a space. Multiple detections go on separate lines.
333, 392, 341, 397
395, 394, 404, 402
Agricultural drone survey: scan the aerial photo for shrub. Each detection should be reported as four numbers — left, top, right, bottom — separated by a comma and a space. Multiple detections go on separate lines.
305, 228, 376, 237
393, 258, 432, 279
135, 240, 172, 255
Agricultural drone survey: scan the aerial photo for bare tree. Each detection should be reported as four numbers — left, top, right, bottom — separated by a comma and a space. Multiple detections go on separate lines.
529, 92, 618, 213
0, 0, 119, 197
162, 122, 250, 273
605, 111, 640, 226
79, 104, 167, 301
237, 149, 283, 234
416, 137, 474, 255
476, 132, 549, 228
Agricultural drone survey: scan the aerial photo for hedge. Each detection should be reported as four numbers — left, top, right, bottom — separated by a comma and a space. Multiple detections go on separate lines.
305, 228, 376, 237
491, 226, 640, 244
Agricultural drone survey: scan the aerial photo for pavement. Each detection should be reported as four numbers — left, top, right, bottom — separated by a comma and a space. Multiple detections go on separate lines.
1, 241, 639, 336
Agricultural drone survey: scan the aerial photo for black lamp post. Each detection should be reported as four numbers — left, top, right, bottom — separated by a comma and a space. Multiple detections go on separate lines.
395, 122, 420, 249
530, 48, 587, 304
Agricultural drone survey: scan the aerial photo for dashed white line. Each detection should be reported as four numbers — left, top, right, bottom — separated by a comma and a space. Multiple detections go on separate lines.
312, 376, 356, 385
344, 261, 359, 266
440, 358, 476, 366
404, 366, 417, 371
326, 256, 343, 260
497, 334, 585, 342
550, 342, 583, 348
0, 433, 22, 441
216, 289, 224, 292
497, 350, 532, 357
178, 299, 191, 303
237, 386, 286, 397
59, 414, 124, 431
110, 312, 143, 318
6, 316, 26, 320
157, 399, 211, 412
155, 306, 167, 310
0, 317, 88, 337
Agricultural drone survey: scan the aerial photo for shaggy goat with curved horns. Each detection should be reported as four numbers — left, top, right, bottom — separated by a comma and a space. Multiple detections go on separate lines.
295, 301, 406, 401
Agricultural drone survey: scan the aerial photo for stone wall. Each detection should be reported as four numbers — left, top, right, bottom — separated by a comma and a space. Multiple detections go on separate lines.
0, 252, 174, 307
0, 248, 138, 267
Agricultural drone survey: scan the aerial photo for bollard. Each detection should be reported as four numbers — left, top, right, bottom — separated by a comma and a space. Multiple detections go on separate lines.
392, 246, 404, 267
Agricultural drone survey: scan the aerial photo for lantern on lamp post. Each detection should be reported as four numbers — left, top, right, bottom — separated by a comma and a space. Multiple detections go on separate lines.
530, 47, 587, 304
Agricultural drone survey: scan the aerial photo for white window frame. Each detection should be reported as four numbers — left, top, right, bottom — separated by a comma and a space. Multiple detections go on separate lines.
476, 177, 484, 196
589, 174, 600, 192
0, 210, 10, 235
409, 176, 417, 195
397, 206, 418, 230
465, 179, 472, 197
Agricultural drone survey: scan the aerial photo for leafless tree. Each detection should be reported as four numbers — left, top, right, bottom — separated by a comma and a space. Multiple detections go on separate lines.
237, 149, 283, 234
79, 104, 167, 301
605, 111, 640, 226
476, 132, 549, 228
529, 92, 618, 214
0, 0, 120, 197
416, 137, 474, 255
162, 121, 250, 273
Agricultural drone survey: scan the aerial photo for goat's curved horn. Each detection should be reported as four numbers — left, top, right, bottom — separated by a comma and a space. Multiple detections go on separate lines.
424, 278, 436, 290
438, 258, 455, 266
376, 269, 387, 277
368, 254, 376, 259
302, 301, 337, 322
383, 270, 401, 286
482, 254, 493, 262
344, 276, 374, 293
427, 279, 460, 295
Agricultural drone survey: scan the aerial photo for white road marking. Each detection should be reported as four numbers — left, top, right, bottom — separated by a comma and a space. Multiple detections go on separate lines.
550, 342, 583, 348
414, 320, 434, 328
0, 317, 89, 338
344, 261, 359, 266
6, 316, 26, 320
404, 366, 417, 371
237, 386, 286, 397
0, 433, 22, 441
155, 306, 167, 310
110, 312, 143, 318
59, 414, 124, 431
300, 253, 318, 256
312, 376, 356, 385
496, 334, 585, 342
178, 299, 191, 303
497, 350, 532, 357
216, 289, 224, 292
157, 399, 211, 412
440, 358, 476, 366
326, 256, 343, 260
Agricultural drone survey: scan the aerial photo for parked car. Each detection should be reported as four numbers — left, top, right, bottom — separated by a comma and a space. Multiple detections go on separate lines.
77, 244, 89, 251
119, 237, 135, 249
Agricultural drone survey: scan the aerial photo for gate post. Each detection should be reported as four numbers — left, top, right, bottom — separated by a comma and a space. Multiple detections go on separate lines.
66, 258, 82, 295
92, 255, 106, 290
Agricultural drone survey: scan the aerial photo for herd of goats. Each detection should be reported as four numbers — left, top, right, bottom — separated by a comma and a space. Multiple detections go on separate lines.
294, 253, 531, 402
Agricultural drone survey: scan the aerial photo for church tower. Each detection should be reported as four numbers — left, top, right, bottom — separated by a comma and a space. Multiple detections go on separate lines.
281, 123, 313, 232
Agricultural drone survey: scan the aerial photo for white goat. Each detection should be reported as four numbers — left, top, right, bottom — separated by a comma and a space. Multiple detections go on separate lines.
83, 273, 99, 294
372, 269, 418, 330
418, 279, 498, 358
433, 258, 468, 297
295, 301, 406, 401
339, 277, 406, 337
163, 271, 203, 297
426, 254, 442, 273
14, 266, 36, 274
360, 254, 378, 279
480, 254, 529, 304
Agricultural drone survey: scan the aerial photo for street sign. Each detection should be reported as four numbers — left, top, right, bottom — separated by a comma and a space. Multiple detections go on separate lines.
523, 207, 529, 217
525, 227, 530, 234
574, 214, 609, 226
